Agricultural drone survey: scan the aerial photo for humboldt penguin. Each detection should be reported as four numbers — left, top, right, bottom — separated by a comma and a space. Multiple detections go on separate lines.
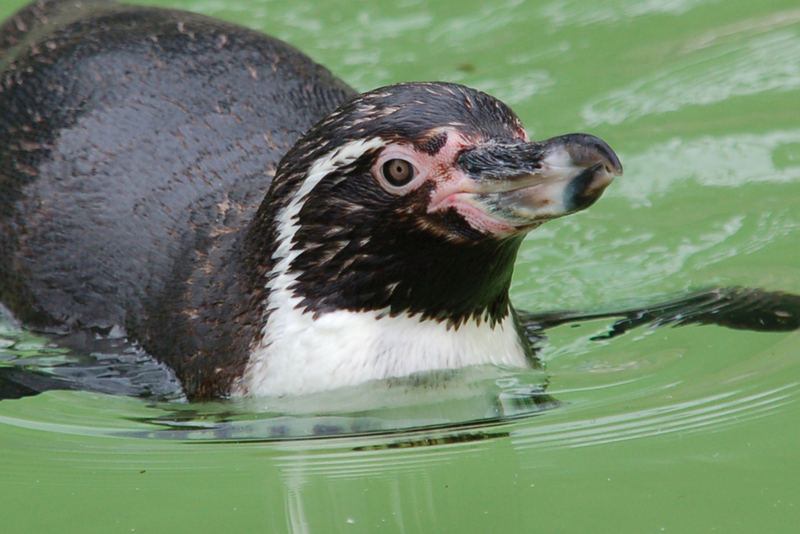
0, 0, 622, 399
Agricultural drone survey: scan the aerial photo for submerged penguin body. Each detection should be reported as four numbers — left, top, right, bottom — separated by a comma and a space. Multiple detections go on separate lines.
0, 1, 622, 399
1, 0, 353, 397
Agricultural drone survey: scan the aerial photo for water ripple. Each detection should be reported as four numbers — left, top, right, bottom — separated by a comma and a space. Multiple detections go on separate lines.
540, 0, 723, 27
511, 382, 798, 450
613, 130, 800, 202
583, 30, 800, 125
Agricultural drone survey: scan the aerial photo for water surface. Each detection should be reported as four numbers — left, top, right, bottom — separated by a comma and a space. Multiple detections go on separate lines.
1, 0, 799, 532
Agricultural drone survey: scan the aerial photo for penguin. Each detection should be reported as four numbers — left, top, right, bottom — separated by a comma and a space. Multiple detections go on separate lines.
0, 0, 660, 402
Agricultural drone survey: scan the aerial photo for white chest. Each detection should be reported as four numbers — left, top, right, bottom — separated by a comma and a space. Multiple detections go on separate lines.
234, 307, 529, 397
233, 137, 530, 397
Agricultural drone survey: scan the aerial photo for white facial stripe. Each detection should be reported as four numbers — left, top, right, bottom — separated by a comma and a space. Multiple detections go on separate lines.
236, 138, 386, 396
272, 137, 385, 269
295, 138, 385, 209
268, 137, 385, 311
234, 135, 532, 397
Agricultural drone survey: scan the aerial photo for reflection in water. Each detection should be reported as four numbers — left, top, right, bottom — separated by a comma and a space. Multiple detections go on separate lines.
272, 428, 495, 532
286, 474, 310, 534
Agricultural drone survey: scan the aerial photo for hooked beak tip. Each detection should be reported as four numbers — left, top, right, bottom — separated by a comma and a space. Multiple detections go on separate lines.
436, 132, 622, 238
556, 133, 623, 176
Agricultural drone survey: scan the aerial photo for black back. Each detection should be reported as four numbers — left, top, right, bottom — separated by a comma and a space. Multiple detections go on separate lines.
0, 0, 353, 397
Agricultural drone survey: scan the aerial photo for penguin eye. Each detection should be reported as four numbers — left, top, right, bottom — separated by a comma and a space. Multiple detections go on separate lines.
381, 158, 415, 186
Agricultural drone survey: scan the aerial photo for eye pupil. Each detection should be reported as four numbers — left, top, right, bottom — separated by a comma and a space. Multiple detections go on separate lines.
382, 158, 414, 186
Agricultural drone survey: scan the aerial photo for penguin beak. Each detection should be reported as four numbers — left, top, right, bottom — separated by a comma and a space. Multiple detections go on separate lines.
431, 133, 622, 236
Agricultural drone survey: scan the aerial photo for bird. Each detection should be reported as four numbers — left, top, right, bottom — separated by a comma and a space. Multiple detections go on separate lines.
2, 0, 623, 400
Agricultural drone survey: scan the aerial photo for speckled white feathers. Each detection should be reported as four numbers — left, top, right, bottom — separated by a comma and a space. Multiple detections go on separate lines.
233, 138, 529, 397
238, 305, 528, 397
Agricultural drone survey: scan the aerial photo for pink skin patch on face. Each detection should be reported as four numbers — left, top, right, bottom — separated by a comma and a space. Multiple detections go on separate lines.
371, 127, 531, 238
429, 185, 518, 236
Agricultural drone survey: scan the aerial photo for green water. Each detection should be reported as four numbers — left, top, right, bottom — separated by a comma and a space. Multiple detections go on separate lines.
2, 0, 800, 532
